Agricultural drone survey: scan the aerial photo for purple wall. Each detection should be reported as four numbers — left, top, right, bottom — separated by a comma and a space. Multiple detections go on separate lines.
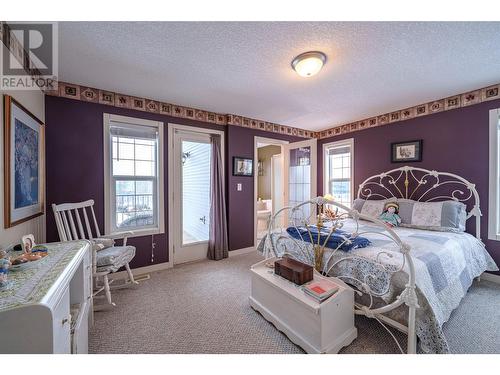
45, 96, 224, 269
45, 95, 305, 268
318, 98, 500, 273
226, 125, 304, 250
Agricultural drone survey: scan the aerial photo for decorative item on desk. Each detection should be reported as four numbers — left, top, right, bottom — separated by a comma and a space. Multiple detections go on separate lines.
0, 250, 12, 288
21, 234, 36, 253
31, 245, 48, 257
10, 235, 45, 270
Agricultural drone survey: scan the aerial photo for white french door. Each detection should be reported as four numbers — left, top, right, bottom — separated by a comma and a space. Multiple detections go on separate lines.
171, 128, 212, 264
283, 139, 317, 221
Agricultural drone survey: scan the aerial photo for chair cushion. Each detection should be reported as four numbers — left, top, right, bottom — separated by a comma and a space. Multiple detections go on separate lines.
91, 238, 115, 252
96, 245, 136, 273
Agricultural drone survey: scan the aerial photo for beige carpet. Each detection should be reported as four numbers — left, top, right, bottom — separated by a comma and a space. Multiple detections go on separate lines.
89, 251, 500, 354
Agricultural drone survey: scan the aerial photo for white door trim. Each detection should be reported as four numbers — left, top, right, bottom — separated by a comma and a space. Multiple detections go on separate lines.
168, 123, 225, 266
254, 136, 289, 248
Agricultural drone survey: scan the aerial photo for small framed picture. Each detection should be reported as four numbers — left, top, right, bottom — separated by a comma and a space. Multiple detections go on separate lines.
233, 157, 253, 176
391, 140, 422, 163
21, 234, 36, 253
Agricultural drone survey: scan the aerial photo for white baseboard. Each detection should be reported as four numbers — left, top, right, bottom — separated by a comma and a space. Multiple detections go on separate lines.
228, 246, 257, 257
109, 247, 257, 280
109, 261, 172, 280
481, 271, 500, 285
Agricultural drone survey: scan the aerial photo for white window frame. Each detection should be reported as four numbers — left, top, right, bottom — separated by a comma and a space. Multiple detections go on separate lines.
103, 113, 165, 237
488, 108, 500, 240
323, 138, 354, 207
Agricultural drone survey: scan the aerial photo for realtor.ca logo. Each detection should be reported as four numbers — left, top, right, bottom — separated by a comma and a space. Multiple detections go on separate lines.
1, 22, 58, 90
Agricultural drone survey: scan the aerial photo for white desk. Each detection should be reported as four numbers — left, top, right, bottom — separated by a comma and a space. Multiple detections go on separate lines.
249, 257, 357, 354
0, 240, 92, 354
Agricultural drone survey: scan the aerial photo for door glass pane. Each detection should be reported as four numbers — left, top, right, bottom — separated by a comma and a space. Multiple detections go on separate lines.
182, 141, 212, 245
289, 146, 311, 219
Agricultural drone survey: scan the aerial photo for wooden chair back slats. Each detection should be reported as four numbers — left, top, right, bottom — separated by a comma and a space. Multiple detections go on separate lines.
61, 211, 73, 241
82, 207, 94, 239
90, 206, 101, 238
67, 210, 79, 240
53, 210, 66, 241
74, 208, 86, 239
52, 201, 102, 241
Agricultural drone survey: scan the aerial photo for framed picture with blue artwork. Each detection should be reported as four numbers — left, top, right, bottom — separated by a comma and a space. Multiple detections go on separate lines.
3, 95, 45, 228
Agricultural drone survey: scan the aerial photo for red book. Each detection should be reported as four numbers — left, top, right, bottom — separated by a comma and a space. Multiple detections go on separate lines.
303, 279, 339, 302
310, 285, 327, 294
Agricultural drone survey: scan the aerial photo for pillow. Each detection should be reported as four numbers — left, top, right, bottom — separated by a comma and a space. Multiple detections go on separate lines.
352, 198, 396, 218
353, 198, 467, 232
398, 200, 467, 232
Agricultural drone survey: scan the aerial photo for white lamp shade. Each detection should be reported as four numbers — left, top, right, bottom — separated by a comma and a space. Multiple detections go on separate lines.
292, 51, 326, 78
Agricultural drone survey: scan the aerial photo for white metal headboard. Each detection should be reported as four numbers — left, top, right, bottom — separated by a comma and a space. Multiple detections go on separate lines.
357, 166, 482, 239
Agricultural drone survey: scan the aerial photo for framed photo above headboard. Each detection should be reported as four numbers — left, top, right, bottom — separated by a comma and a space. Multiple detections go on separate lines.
391, 140, 422, 163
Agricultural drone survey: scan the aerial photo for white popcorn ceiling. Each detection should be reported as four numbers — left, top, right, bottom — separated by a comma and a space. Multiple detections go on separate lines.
58, 22, 500, 131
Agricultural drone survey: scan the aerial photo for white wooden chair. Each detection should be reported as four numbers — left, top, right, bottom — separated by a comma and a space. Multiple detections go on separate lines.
52, 199, 138, 308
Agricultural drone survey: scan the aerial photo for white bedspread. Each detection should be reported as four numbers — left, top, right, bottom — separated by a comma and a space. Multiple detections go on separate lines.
257, 219, 498, 353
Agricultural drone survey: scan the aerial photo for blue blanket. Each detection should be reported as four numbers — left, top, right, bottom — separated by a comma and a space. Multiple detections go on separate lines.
286, 225, 371, 252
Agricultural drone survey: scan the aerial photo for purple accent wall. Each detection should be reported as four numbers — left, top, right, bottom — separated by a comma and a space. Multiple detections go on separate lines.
318, 98, 500, 273
45, 96, 224, 269
45, 96, 305, 268
226, 125, 305, 250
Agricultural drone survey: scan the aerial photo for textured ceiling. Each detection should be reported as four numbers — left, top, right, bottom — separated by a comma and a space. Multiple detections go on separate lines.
58, 22, 500, 131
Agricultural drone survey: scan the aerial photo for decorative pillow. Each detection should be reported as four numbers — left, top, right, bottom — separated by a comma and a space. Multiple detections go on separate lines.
353, 198, 467, 232
397, 200, 467, 232
352, 198, 396, 219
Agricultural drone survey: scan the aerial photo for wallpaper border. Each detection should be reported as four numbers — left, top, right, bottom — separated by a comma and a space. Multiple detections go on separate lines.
45, 81, 316, 139
317, 83, 500, 139
3, 21, 500, 141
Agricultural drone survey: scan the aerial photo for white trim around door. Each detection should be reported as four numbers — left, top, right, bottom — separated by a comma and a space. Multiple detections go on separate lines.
168, 123, 225, 266
254, 136, 289, 248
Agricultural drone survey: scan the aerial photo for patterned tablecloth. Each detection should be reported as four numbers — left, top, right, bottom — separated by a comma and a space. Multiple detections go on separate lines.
0, 240, 89, 311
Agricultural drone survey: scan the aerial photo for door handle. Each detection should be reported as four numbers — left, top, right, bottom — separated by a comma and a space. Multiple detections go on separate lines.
199, 216, 206, 225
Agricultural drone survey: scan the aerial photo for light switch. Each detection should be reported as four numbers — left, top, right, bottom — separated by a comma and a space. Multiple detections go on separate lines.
237, 183, 242, 191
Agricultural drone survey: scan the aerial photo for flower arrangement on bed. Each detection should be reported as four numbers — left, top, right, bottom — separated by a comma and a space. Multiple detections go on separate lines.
257, 166, 498, 354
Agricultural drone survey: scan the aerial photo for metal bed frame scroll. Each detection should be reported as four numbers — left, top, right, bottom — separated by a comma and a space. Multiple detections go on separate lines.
263, 166, 481, 354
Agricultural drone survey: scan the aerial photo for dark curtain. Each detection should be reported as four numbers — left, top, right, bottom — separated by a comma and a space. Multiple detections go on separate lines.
207, 134, 228, 260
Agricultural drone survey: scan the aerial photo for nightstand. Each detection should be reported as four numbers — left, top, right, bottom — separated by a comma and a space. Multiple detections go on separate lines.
249, 257, 357, 354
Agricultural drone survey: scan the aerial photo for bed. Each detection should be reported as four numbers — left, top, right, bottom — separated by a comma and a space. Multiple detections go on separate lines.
257, 166, 498, 354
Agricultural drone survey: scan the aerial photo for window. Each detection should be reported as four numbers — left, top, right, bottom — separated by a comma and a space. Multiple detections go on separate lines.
323, 139, 354, 208
489, 108, 500, 240
104, 114, 164, 236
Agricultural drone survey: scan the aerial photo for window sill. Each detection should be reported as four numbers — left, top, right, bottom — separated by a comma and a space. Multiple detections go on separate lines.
488, 234, 500, 242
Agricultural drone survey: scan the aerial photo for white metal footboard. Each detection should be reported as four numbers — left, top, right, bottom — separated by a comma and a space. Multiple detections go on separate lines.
264, 196, 418, 354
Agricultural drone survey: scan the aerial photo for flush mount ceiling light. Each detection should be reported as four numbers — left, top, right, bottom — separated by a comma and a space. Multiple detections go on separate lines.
291, 51, 327, 78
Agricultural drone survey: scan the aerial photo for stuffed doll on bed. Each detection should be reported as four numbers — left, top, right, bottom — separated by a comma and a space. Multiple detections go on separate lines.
378, 202, 402, 227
